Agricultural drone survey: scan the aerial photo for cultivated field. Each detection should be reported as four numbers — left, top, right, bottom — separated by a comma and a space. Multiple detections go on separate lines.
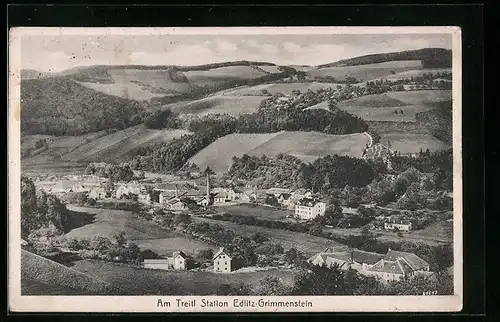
338, 93, 408, 108
21, 250, 110, 295
71, 259, 298, 295
184, 66, 267, 86
133, 237, 217, 257
308, 60, 424, 81
379, 133, 450, 154
64, 206, 176, 240
409, 221, 453, 242
194, 217, 344, 257
62, 124, 190, 163
187, 132, 282, 173
340, 106, 435, 122
256, 65, 282, 74
188, 131, 370, 173
163, 95, 267, 116
386, 90, 452, 105
77, 68, 192, 101
225, 82, 341, 96
217, 204, 292, 220
384, 68, 452, 81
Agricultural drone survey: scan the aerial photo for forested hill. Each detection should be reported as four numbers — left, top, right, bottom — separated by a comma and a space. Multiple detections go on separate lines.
317, 48, 452, 68
21, 76, 148, 136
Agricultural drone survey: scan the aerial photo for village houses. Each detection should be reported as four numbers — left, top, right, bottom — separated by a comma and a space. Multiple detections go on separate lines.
308, 247, 431, 283
295, 198, 326, 220
240, 190, 257, 203
213, 247, 233, 273
143, 251, 188, 271
384, 219, 413, 232
89, 187, 107, 200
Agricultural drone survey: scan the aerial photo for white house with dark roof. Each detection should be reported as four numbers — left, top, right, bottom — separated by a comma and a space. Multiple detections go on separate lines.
213, 191, 228, 205
364, 249, 430, 282
295, 198, 326, 220
143, 251, 188, 271
213, 247, 233, 273
384, 219, 413, 232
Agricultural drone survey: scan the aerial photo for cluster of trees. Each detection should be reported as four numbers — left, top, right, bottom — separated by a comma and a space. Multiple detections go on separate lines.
85, 163, 135, 182
21, 76, 147, 135
21, 177, 70, 238
317, 48, 452, 68
227, 153, 383, 192
390, 149, 453, 191
55, 232, 143, 264
143, 108, 182, 129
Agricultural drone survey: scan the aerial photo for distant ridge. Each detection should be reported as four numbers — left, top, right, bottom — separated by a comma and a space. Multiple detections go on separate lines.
317, 48, 452, 69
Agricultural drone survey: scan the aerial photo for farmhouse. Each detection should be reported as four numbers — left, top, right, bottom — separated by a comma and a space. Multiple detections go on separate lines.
89, 187, 107, 200
384, 219, 413, 232
266, 188, 292, 198
213, 192, 228, 205
308, 248, 384, 272
164, 197, 188, 211
342, 207, 359, 216
70, 183, 91, 193
213, 247, 233, 273
159, 191, 179, 204
240, 190, 257, 203
292, 188, 313, 200
308, 248, 430, 283
116, 183, 144, 199
295, 198, 326, 220
143, 251, 188, 271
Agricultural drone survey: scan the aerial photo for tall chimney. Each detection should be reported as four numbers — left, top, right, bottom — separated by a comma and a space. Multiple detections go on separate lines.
206, 172, 210, 200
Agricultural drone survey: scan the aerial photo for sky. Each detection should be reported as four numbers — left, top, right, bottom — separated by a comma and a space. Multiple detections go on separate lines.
21, 33, 453, 73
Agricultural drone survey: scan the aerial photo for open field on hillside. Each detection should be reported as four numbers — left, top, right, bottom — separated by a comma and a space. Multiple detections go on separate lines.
133, 238, 217, 257
384, 68, 452, 81
76, 68, 192, 101
194, 217, 344, 257
184, 66, 267, 86
187, 132, 282, 173
304, 101, 329, 111
21, 131, 108, 157
64, 206, 176, 240
225, 82, 342, 96
62, 124, 190, 163
386, 90, 452, 105
217, 204, 292, 220
21, 250, 110, 295
256, 65, 282, 74
71, 259, 297, 295
78, 81, 171, 101
163, 95, 267, 116
380, 133, 450, 154
188, 131, 370, 173
22, 161, 89, 175
308, 60, 423, 81
338, 93, 408, 108
340, 105, 435, 122
409, 221, 453, 242
22, 125, 189, 166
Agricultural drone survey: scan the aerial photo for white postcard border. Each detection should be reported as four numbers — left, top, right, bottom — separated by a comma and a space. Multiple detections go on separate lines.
8, 26, 463, 313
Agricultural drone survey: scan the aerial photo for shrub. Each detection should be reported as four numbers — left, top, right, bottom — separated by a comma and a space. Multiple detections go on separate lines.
197, 248, 214, 260
90, 236, 112, 252
64, 237, 91, 250
80, 250, 100, 260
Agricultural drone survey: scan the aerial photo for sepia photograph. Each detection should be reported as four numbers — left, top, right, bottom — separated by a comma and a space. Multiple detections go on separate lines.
8, 26, 462, 312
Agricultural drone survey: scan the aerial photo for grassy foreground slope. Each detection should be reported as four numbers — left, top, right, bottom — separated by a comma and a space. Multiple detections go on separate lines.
21, 249, 110, 295
188, 131, 370, 173
72, 259, 297, 295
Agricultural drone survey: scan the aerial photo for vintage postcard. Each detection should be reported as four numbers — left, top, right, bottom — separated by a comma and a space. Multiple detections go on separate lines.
8, 26, 462, 312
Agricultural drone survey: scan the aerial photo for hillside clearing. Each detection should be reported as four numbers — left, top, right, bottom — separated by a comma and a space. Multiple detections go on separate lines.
338, 93, 408, 108
62, 124, 190, 163
339, 105, 435, 122
386, 90, 452, 105
187, 132, 282, 173
194, 217, 344, 257
21, 250, 109, 295
225, 82, 342, 96
133, 237, 217, 257
163, 95, 267, 116
217, 204, 292, 220
184, 66, 267, 86
188, 131, 370, 173
383, 68, 452, 81
71, 259, 297, 295
308, 60, 424, 81
64, 206, 177, 240
380, 133, 450, 154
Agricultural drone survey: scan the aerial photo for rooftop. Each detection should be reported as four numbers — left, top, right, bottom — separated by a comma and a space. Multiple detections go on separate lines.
385, 250, 429, 271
